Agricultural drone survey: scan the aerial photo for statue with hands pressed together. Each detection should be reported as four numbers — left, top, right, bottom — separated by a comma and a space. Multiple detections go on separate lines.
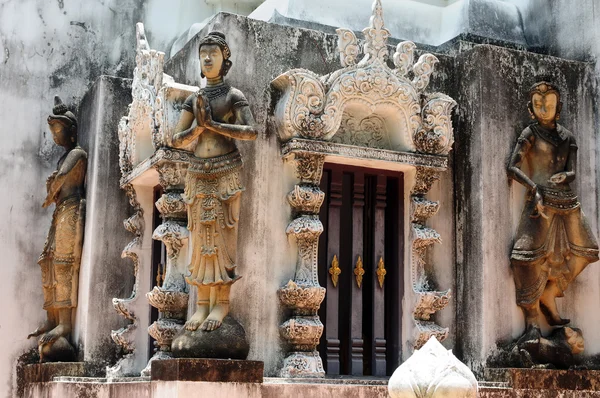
171, 31, 257, 337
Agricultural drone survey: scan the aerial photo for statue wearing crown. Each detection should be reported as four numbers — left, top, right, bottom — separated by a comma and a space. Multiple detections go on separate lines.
170, 32, 258, 358
28, 97, 87, 362
507, 82, 598, 365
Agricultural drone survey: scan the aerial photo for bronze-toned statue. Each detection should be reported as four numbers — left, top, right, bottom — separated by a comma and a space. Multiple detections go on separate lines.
28, 96, 87, 362
508, 82, 599, 335
170, 32, 257, 357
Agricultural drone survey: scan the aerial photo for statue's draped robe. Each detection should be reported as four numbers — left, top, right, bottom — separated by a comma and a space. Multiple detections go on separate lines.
38, 157, 86, 310
511, 124, 599, 305
181, 89, 249, 287
183, 150, 243, 286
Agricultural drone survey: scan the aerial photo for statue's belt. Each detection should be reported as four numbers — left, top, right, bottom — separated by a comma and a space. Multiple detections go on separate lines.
187, 150, 243, 176
528, 187, 579, 210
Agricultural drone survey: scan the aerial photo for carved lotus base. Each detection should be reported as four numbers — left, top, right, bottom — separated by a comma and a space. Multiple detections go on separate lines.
278, 280, 326, 316
280, 316, 323, 351
146, 286, 188, 319
148, 318, 184, 351
279, 351, 325, 378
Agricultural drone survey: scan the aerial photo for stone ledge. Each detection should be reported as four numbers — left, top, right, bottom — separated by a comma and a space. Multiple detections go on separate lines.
23, 362, 89, 383
281, 138, 448, 171
485, 368, 600, 391
151, 358, 264, 383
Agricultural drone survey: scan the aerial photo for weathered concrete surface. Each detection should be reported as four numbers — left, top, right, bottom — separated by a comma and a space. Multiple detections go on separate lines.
0, 2, 261, 397
164, 12, 458, 374
74, 76, 135, 366
454, 44, 599, 374
486, 368, 600, 391
22, 377, 600, 397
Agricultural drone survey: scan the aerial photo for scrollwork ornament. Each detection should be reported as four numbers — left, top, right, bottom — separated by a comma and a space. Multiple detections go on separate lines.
287, 185, 325, 214
336, 28, 359, 67
412, 167, 440, 195
294, 153, 325, 185
412, 53, 439, 93
414, 290, 451, 321
278, 280, 326, 315
279, 351, 325, 378
393, 41, 416, 77
152, 221, 189, 259
156, 162, 185, 188
156, 192, 186, 216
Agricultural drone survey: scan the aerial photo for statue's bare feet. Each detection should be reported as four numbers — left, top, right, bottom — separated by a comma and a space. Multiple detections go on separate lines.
185, 306, 209, 331
28, 320, 54, 339
200, 302, 229, 331
38, 324, 70, 345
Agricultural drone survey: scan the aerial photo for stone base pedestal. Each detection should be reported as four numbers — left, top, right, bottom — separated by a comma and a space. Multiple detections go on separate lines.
171, 316, 249, 359
151, 358, 264, 383
485, 368, 600, 391
23, 362, 87, 383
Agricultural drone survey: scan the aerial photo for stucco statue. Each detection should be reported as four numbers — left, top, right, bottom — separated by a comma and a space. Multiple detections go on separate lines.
508, 82, 599, 336
170, 32, 257, 358
28, 96, 87, 362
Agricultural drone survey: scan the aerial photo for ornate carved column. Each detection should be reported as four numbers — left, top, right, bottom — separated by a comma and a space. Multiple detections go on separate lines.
278, 152, 327, 378
141, 161, 189, 376
107, 184, 144, 377
410, 166, 451, 349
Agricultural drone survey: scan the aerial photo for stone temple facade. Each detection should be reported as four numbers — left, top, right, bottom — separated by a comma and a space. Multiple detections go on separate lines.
2, 0, 600, 397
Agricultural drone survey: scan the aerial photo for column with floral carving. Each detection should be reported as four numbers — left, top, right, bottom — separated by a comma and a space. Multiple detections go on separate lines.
141, 160, 189, 375
278, 152, 327, 378
410, 166, 451, 349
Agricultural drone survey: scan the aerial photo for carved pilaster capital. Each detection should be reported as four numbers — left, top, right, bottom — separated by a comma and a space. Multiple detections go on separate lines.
148, 318, 184, 351
292, 153, 325, 185
152, 221, 189, 260
279, 351, 325, 378
280, 316, 324, 352
156, 192, 186, 218
412, 166, 440, 195
156, 161, 187, 189
278, 280, 326, 316
287, 185, 325, 214
146, 286, 189, 320
414, 321, 449, 350
411, 196, 440, 224
414, 290, 451, 321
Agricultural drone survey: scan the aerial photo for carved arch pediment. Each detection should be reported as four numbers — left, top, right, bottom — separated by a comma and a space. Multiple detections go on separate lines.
271, 0, 455, 155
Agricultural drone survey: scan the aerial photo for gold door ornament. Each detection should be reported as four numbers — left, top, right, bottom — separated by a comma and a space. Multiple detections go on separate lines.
354, 256, 365, 288
376, 257, 386, 288
329, 255, 341, 287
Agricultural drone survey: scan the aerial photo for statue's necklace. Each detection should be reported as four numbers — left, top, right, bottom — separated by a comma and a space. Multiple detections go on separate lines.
201, 84, 230, 101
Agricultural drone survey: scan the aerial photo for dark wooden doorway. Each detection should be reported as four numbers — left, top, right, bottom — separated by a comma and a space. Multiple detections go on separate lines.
318, 163, 404, 377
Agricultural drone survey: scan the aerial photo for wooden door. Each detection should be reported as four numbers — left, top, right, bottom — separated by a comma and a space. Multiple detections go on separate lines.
318, 164, 404, 376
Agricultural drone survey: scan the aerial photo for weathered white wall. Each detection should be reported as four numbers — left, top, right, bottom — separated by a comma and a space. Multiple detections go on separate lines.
0, 1, 262, 396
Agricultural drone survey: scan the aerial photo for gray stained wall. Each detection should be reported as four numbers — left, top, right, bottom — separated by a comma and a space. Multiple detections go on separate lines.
2, 1, 600, 397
